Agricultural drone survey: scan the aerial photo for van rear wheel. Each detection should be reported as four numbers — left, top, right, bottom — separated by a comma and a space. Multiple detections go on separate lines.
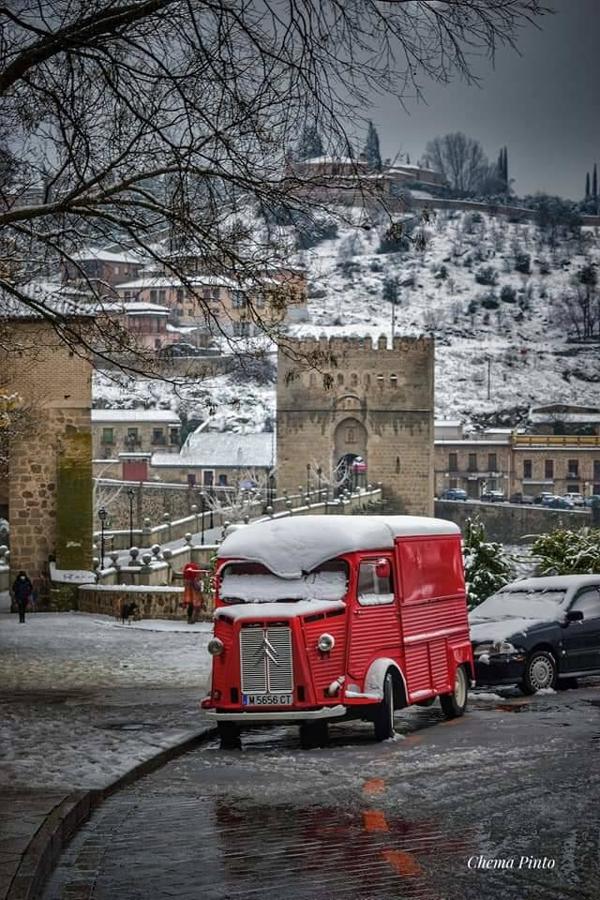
373, 672, 395, 741
440, 666, 468, 719
299, 721, 328, 750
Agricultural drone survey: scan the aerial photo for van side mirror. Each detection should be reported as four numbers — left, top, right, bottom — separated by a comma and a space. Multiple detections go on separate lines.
375, 558, 391, 580
566, 609, 584, 623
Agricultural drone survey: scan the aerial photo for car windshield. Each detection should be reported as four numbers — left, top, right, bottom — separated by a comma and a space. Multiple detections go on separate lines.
219, 560, 348, 604
471, 588, 567, 622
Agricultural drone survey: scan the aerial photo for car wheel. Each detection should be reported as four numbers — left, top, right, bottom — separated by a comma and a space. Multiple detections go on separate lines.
440, 666, 468, 719
218, 722, 242, 750
520, 651, 557, 695
373, 671, 395, 741
299, 721, 328, 750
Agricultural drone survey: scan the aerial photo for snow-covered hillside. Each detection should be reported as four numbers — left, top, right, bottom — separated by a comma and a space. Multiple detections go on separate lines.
94, 207, 600, 429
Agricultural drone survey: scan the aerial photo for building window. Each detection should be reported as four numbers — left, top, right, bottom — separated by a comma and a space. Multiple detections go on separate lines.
337, 373, 344, 386
232, 291, 247, 309
357, 559, 394, 606
187, 473, 196, 487
390, 374, 398, 386
468, 453, 477, 472
523, 459, 532, 479
376, 374, 384, 387
568, 459, 579, 479
488, 453, 497, 472
169, 427, 179, 445
218, 474, 228, 486
545, 459, 554, 479
567, 483, 580, 493
176, 288, 184, 302
101, 428, 114, 444
125, 428, 139, 447
203, 470, 214, 486
395, 456, 400, 473
149, 289, 157, 302
449, 452, 458, 472
152, 428, 165, 445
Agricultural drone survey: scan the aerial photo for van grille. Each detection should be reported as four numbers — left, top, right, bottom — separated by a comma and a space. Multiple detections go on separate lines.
239, 625, 293, 694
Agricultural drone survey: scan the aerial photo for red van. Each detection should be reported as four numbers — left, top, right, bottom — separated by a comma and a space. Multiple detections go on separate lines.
202, 515, 473, 748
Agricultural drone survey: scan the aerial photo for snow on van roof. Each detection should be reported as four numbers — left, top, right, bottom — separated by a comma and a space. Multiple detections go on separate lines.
217, 514, 460, 579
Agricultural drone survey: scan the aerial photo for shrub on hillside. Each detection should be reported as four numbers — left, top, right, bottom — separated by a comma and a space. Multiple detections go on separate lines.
500, 285, 517, 303
514, 252, 531, 275
481, 293, 499, 310
475, 265, 498, 286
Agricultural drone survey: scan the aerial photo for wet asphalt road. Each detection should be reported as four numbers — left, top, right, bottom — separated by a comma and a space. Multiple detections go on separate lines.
44, 684, 600, 900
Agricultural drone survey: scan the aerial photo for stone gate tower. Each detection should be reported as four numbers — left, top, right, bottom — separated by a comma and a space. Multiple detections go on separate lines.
277, 335, 434, 514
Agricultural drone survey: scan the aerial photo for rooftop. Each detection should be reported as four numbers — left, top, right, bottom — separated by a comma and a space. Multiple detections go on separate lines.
154, 431, 274, 468
92, 409, 180, 423
218, 515, 460, 578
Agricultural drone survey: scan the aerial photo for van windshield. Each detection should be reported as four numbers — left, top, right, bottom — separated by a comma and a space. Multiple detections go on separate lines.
220, 560, 348, 604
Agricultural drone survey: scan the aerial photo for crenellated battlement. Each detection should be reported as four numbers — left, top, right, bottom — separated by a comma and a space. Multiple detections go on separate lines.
291, 334, 433, 356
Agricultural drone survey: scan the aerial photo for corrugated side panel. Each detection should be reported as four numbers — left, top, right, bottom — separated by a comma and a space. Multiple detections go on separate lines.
405, 644, 431, 693
212, 615, 238, 694
429, 639, 450, 692
401, 596, 468, 638
301, 614, 347, 696
347, 607, 401, 678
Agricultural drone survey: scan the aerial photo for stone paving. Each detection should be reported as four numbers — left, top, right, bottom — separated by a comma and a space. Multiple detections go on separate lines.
44, 685, 600, 900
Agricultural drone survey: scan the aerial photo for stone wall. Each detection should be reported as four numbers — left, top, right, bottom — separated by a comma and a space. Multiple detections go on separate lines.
78, 584, 187, 619
1, 320, 93, 587
435, 499, 591, 544
277, 336, 434, 515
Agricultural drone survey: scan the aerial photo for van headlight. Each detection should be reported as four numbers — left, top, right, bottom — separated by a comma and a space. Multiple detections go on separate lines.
317, 633, 335, 652
208, 637, 224, 656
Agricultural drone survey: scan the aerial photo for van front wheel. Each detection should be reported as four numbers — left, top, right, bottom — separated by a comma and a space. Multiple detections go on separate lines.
440, 666, 468, 719
373, 672, 395, 741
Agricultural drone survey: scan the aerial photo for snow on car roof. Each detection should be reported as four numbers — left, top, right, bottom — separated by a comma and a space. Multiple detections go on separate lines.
217, 514, 460, 578
500, 574, 600, 600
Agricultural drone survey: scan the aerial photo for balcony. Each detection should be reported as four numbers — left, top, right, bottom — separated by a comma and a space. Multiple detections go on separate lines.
514, 434, 600, 447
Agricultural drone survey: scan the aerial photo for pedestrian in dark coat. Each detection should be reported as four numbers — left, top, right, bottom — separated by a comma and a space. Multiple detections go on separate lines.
12, 571, 33, 623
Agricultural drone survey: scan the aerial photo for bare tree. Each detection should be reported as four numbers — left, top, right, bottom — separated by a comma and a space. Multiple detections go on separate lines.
424, 132, 500, 195
1, 1, 548, 370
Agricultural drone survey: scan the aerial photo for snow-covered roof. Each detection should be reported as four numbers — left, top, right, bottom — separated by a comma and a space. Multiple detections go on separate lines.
217, 515, 460, 578
0, 284, 97, 320
115, 274, 237, 291
120, 302, 170, 316
529, 404, 600, 424
92, 409, 180, 423
301, 156, 365, 166
153, 431, 274, 469
70, 247, 146, 264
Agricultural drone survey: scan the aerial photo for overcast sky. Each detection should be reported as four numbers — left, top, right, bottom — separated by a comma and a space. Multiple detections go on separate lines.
369, 0, 599, 200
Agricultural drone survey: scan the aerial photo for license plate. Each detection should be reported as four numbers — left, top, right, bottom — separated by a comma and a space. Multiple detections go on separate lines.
242, 693, 293, 706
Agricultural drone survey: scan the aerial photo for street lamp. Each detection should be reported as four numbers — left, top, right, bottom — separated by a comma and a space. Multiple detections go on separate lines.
268, 472, 275, 508
98, 506, 107, 570
306, 463, 311, 497
317, 466, 322, 503
127, 489, 135, 548
200, 492, 205, 545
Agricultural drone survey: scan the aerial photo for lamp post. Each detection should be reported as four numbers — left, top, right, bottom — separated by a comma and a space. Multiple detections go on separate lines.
98, 506, 107, 570
127, 489, 135, 548
317, 466, 322, 503
306, 463, 311, 498
200, 492, 205, 545
268, 472, 275, 508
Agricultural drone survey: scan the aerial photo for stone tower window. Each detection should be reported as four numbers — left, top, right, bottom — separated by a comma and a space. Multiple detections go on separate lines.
347, 427, 356, 443
364, 373, 371, 387
377, 374, 384, 387
390, 373, 398, 386
337, 373, 344, 386
395, 456, 400, 473
350, 372, 358, 387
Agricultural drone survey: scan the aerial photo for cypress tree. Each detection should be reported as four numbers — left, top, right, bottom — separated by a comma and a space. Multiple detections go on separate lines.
295, 123, 324, 161
586, 172, 591, 200
593, 163, 598, 200
362, 121, 382, 171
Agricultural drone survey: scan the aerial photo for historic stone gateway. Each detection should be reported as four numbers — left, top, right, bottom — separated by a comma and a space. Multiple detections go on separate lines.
277, 335, 434, 514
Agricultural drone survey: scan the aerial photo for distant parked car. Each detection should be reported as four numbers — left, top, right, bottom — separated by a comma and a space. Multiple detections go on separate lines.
563, 492, 585, 507
546, 496, 575, 510
584, 495, 600, 508
480, 490, 506, 502
509, 492, 535, 505
470, 575, 600, 693
440, 488, 468, 501
534, 492, 555, 505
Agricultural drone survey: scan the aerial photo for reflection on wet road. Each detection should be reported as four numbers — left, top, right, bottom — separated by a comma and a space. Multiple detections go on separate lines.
44, 685, 600, 900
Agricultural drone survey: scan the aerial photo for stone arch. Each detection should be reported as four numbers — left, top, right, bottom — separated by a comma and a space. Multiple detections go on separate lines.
333, 417, 368, 488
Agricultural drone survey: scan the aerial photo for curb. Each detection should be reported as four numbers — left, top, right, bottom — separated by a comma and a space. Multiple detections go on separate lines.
6, 724, 216, 900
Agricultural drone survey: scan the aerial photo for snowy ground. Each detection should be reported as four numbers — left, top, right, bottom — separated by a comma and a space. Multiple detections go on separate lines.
93, 208, 600, 430
0, 594, 213, 789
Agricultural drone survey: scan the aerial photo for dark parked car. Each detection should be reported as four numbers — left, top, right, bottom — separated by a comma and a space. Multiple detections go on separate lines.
509, 492, 535, 505
533, 492, 554, 505
470, 576, 600, 693
440, 488, 468, 501
584, 495, 600, 508
480, 490, 505, 502
545, 496, 574, 510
